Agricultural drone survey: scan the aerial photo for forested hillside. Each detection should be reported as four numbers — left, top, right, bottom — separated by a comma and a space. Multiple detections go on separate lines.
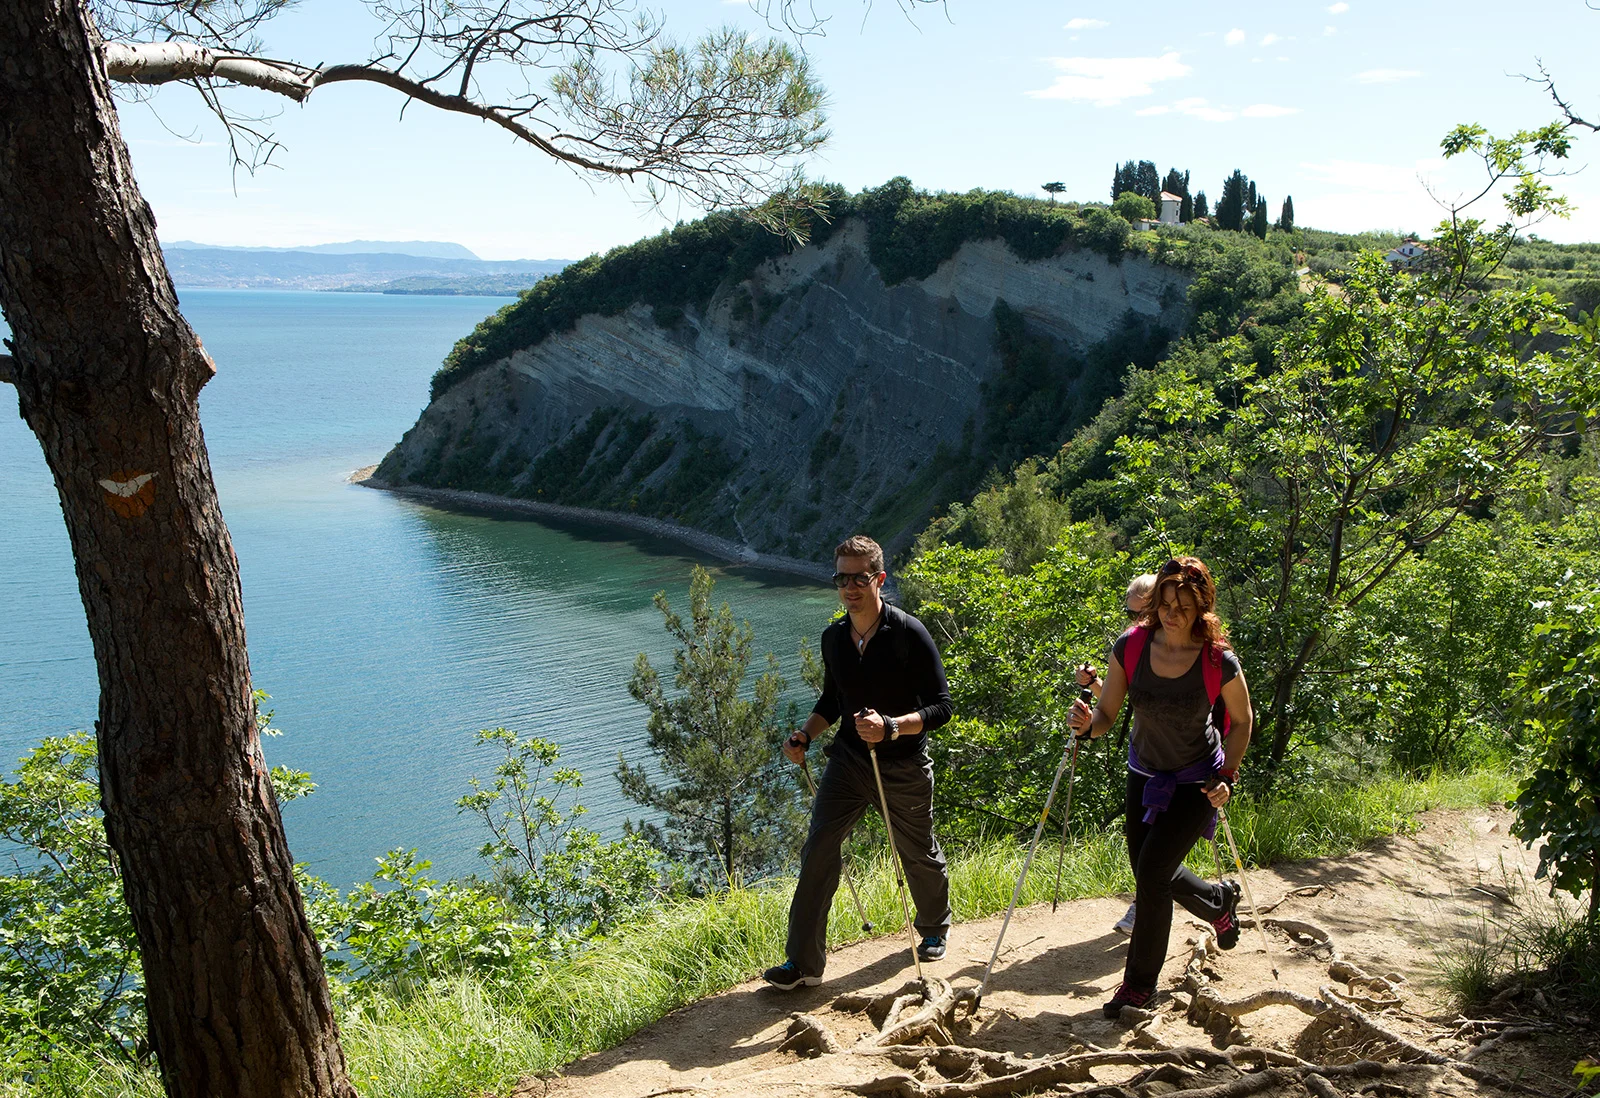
373, 181, 1300, 556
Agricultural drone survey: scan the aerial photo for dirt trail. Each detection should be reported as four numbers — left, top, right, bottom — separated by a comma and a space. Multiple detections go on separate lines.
525, 808, 1588, 1098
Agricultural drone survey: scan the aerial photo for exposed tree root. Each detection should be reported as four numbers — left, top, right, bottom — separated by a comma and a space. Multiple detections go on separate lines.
779, 913, 1557, 1098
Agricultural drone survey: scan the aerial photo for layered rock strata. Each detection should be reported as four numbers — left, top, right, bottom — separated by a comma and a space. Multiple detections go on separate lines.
375, 220, 1191, 557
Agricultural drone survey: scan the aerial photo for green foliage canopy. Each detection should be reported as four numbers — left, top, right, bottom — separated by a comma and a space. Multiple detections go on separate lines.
1117, 223, 1595, 784
1113, 191, 1156, 223
1513, 585, 1600, 920
0, 734, 142, 1062
901, 526, 1136, 839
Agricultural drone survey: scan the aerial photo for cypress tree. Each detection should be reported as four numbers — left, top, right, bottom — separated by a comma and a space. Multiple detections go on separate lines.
1217, 171, 1247, 231
1111, 160, 1137, 201
1251, 197, 1269, 239
1246, 179, 1258, 211
1278, 195, 1295, 232
1179, 192, 1194, 222
1193, 191, 1209, 219
1162, 167, 1189, 199
1136, 160, 1161, 200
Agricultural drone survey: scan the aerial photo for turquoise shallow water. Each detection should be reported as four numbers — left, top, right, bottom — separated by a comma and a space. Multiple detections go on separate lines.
0, 291, 835, 887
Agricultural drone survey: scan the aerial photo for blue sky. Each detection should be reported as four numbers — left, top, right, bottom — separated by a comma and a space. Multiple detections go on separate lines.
117, 0, 1600, 259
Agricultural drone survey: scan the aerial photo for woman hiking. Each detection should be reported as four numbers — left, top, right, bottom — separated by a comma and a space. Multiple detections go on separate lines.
1070, 556, 1253, 1019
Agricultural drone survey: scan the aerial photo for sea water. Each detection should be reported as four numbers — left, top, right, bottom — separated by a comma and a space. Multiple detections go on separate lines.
0, 291, 836, 887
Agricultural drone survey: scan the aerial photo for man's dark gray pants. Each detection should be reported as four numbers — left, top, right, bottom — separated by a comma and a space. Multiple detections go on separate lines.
786, 746, 951, 977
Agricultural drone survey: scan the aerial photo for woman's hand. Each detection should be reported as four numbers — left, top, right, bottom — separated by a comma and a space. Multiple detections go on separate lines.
1069, 698, 1094, 737
1075, 663, 1099, 687
1205, 778, 1232, 808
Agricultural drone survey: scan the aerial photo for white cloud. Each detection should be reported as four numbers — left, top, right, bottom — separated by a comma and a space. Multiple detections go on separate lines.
1135, 105, 1172, 116
1260, 32, 1280, 46
1175, 97, 1235, 122
1299, 159, 1421, 193
1355, 68, 1421, 84
1327, 2, 1349, 12
1224, 28, 1246, 46
1242, 103, 1300, 117
1324, 25, 1337, 35
1295, 158, 1441, 233
1028, 52, 1191, 105
1065, 17, 1109, 29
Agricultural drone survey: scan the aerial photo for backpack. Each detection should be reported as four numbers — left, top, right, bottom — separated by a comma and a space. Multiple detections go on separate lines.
1119, 625, 1232, 738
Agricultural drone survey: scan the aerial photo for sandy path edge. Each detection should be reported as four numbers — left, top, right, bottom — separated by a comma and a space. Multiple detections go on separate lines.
522, 807, 1582, 1098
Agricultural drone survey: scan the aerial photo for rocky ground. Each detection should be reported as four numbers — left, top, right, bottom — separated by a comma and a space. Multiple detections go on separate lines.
519, 808, 1595, 1098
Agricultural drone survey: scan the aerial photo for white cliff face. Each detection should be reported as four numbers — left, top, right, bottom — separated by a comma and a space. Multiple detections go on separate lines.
378, 221, 1191, 555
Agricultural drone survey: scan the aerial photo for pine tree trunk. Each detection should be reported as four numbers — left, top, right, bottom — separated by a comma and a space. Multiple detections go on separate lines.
0, 3, 354, 1096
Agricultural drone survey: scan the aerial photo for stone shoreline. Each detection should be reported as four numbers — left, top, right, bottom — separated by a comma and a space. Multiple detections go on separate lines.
349, 467, 833, 582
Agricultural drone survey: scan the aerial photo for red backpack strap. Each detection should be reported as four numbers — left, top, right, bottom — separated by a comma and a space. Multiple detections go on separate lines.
1202, 644, 1232, 737
1120, 625, 1151, 680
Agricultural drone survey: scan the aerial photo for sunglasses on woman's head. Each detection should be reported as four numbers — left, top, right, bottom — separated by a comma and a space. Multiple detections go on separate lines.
1159, 559, 1205, 581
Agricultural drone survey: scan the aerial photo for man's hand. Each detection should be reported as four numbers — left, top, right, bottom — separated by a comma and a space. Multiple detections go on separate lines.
783, 731, 809, 765
855, 708, 887, 744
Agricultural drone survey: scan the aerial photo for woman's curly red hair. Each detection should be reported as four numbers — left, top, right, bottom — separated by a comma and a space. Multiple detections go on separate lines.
1133, 555, 1232, 650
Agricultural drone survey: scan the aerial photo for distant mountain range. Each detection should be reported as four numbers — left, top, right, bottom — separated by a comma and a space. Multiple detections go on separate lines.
162, 240, 571, 294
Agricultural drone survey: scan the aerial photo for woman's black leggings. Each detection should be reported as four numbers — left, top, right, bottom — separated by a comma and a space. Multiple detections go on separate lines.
1123, 770, 1230, 991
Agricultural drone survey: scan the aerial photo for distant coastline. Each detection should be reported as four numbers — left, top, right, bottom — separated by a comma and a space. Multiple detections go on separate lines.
350, 467, 833, 582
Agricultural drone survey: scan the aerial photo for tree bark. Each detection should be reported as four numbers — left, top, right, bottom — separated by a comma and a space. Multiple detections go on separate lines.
0, 3, 354, 1096
1261, 631, 1321, 793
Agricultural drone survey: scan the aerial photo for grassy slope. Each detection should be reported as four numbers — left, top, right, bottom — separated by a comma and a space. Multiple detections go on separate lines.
329, 771, 1519, 1098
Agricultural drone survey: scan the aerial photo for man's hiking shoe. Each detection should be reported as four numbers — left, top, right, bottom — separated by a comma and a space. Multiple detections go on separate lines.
1113, 902, 1137, 936
762, 961, 821, 990
917, 935, 947, 962
1212, 880, 1243, 950
1102, 983, 1154, 1019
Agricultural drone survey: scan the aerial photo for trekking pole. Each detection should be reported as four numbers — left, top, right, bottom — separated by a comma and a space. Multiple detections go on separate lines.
973, 723, 1078, 1014
866, 743, 924, 983
800, 760, 873, 933
1215, 803, 1281, 981
1050, 686, 1094, 912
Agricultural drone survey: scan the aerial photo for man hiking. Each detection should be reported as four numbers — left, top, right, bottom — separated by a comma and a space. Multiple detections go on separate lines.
764, 535, 954, 990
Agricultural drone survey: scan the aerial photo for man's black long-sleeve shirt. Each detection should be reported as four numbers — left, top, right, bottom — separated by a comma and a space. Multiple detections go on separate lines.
812, 603, 954, 761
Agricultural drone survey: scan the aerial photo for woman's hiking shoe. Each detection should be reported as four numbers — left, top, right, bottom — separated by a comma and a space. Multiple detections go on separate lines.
917, 935, 947, 961
762, 961, 821, 990
1212, 880, 1243, 949
1113, 902, 1137, 936
1102, 983, 1154, 1019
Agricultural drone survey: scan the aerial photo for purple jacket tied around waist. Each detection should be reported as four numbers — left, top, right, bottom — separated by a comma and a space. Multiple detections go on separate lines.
1129, 739, 1224, 839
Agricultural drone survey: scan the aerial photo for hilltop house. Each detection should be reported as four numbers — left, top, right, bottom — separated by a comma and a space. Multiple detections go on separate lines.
1133, 191, 1185, 232
1158, 191, 1182, 225
1385, 239, 1429, 267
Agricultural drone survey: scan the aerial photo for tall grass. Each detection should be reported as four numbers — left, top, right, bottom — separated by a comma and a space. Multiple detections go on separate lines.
2, 769, 1516, 1098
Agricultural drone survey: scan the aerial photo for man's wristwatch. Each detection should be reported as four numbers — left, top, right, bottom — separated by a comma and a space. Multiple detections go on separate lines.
886, 716, 900, 740
1216, 766, 1238, 787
